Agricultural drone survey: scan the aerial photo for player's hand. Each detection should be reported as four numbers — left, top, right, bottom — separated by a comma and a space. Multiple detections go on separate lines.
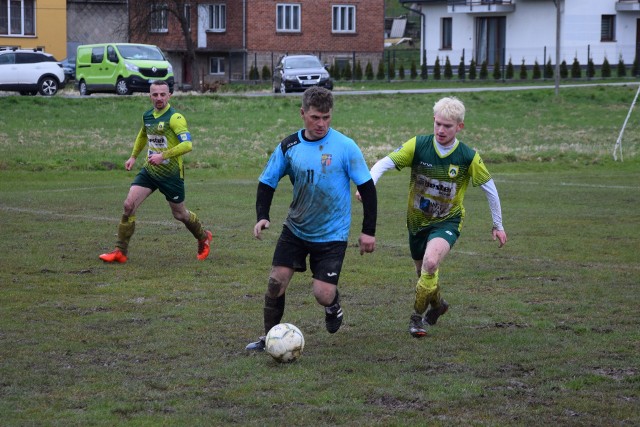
124, 157, 136, 171
148, 153, 164, 166
492, 228, 507, 248
355, 190, 362, 202
254, 219, 270, 240
358, 233, 376, 255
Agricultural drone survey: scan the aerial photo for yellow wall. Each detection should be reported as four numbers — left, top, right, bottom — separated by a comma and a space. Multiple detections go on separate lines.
0, 0, 67, 59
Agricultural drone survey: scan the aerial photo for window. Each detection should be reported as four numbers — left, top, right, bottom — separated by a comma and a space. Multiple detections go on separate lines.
0, 0, 35, 36
601, 15, 615, 42
442, 17, 452, 50
208, 4, 226, 32
184, 4, 191, 31
475, 16, 506, 66
151, 3, 168, 33
332, 5, 355, 33
277, 4, 300, 32
209, 57, 225, 75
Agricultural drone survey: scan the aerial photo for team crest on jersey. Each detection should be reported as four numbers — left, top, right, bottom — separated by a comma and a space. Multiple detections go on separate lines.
321, 154, 332, 167
448, 165, 459, 178
157, 122, 165, 131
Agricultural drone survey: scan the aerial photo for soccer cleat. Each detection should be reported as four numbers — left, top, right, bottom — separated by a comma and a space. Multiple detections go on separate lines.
424, 299, 449, 326
197, 230, 213, 260
245, 336, 266, 351
409, 314, 427, 338
325, 304, 343, 334
99, 249, 127, 263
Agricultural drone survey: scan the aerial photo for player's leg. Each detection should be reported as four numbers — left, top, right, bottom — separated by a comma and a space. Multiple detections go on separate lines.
309, 240, 347, 334
99, 184, 153, 263
169, 201, 212, 260
246, 226, 303, 351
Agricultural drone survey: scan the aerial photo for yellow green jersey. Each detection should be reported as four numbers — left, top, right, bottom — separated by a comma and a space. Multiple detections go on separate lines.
388, 134, 492, 234
131, 104, 192, 180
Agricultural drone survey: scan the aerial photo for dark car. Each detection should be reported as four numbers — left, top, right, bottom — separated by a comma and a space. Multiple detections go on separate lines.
60, 57, 76, 82
273, 55, 333, 94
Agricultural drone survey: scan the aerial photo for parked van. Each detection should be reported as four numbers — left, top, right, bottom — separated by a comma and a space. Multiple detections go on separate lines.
75, 43, 174, 95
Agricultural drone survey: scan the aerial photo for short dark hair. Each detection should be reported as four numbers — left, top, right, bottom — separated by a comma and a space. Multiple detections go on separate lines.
302, 86, 333, 113
150, 80, 170, 90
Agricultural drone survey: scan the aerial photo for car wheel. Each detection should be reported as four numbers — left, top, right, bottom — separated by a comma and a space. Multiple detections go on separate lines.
37, 76, 59, 96
116, 78, 130, 95
78, 80, 91, 96
280, 81, 287, 94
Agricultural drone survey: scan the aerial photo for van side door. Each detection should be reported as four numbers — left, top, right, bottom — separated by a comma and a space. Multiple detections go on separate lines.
103, 45, 120, 90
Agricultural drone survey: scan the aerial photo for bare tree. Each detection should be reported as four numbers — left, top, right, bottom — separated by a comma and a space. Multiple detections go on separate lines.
128, 0, 199, 90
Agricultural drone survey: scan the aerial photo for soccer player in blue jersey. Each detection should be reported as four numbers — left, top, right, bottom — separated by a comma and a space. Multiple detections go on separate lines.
99, 81, 212, 264
360, 96, 507, 338
246, 87, 377, 351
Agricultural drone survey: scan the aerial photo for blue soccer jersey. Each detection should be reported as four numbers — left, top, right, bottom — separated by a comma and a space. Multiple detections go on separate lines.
259, 128, 372, 242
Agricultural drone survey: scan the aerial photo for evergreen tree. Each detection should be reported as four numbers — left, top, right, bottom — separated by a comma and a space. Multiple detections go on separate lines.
421, 62, 428, 80
571, 57, 581, 78
365, 61, 374, 80
506, 58, 514, 79
398, 63, 405, 80
632, 56, 640, 77
601, 57, 611, 78
354, 61, 363, 80
519, 59, 527, 80
261, 65, 271, 81
617, 56, 627, 77
387, 60, 395, 80
249, 64, 259, 80
458, 56, 466, 80
493, 59, 502, 80
560, 60, 568, 78
410, 60, 418, 80
444, 56, 453, 79
433, 57, 441, 80
544, 58, 554, 79
586, 58, 595, 78
343, 62, 352, 81
376, 61, 385, 80
479, 60, 488, 80
532, 60, 541, 79
468, 58, 477, 80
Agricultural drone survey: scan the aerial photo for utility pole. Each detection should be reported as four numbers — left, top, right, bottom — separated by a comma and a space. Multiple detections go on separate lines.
554, 0, 562, 96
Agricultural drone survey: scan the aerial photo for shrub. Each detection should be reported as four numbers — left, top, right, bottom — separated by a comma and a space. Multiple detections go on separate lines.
261, 65, 271, 81
560, 60, 568, 78
398, 64, 405, 80
444, 56, 453, 79
544, 58, 554, 79
532, 60, 541, 79
571, 57, 581, 78
505, 58, 514, 79
249, 64, 259, 80
601, 57, 611, 78
343, 62, 353, 81
458, 56, 466, 80
617, 56, 627, 77
479, 60, 488, 80
586, 58, 595, 78
354, 61, 363, 80
387, 60, 395, 80
493, 59, 502, 80
632, 56, 640, 77
410, 60, 418, 80
376, 61, 385, 80
468, 59, 477, 80
519, 59, 527, 80
433, 57, 441, 80
420, 62, 428, 80
365, 62, 374, 80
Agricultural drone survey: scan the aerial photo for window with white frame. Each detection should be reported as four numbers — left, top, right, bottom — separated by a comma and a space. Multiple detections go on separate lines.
332, 5, 355, 33
0, 0, 35, 36
210, 57, 225, 75
151, 3, 168, 33
208, 4, 226, 32
277, 3, 300, 32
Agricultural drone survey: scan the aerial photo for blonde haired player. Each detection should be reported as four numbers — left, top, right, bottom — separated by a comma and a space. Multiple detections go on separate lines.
359, 96, 507, 337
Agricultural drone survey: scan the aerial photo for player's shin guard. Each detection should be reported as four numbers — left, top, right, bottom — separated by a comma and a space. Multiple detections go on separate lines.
263, 294, 285, 334
414, 269, 439, 315
184, 210, 207, 241
115, 215, 136, 254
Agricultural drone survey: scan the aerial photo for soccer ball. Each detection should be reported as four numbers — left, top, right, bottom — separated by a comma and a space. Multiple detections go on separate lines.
265, 323, 305, 363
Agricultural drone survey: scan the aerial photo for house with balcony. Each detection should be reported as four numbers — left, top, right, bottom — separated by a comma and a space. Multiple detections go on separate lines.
128, 1, 385, 89
1, 0, 67, 60
400, 0, 640, 69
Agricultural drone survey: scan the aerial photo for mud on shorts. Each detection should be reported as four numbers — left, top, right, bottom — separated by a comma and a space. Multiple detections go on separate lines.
272, 225, 348, 285
409, 216, 462, 261
132, 167, 185, 204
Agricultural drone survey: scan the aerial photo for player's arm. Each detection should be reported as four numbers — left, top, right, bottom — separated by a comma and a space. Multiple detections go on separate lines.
370, 156, 396, 184
254, 181, 276, 240
126, 127, 147, 170
356, 179, 377, 254
480, 179, 507, 247
163, 113, 193, 159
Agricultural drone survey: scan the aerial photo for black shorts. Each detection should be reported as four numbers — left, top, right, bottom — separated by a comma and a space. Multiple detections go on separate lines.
272, 225, 348, 285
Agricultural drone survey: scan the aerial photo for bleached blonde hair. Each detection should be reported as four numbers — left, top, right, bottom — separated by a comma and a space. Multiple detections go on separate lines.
433, 96, 465, 123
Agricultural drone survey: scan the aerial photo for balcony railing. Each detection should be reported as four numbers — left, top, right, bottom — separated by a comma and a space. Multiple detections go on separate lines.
616, 0, 640, 12
449, 1, 515, 13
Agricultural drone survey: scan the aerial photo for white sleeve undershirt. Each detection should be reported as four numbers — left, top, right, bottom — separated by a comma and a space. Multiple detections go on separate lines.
369, 156, 396, 185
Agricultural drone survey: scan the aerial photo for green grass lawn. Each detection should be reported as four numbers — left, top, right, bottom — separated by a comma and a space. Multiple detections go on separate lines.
0, 86, 639, 425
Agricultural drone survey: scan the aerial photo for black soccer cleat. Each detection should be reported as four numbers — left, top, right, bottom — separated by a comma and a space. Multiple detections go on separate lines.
409, 313, 427, 338
424, 299, 449, 326
245, 336, 266, 351
325, 304, 343, 334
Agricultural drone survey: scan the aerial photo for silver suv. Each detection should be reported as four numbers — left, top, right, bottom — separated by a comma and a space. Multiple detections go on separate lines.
0, 48, 66, 96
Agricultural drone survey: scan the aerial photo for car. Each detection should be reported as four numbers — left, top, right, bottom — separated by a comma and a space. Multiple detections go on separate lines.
273, 55, 333, 94
0, 48, 66, 96
60, 57, 76, 82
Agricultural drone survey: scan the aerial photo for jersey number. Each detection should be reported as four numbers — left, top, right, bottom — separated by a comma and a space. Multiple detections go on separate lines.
306, 169, 314, 183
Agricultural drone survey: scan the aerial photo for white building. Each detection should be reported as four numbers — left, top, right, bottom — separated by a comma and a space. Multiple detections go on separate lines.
401, 0, 640, 67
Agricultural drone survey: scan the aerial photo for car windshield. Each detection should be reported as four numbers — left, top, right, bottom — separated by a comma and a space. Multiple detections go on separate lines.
116, 45, 165, 61
285, 57, 322, 69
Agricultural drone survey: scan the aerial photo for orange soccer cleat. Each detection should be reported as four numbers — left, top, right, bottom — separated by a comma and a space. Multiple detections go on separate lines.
197, 230, 213, 261
99, 249, 128, 263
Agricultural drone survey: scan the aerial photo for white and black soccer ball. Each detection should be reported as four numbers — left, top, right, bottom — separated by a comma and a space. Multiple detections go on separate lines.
265, 323, 305, 363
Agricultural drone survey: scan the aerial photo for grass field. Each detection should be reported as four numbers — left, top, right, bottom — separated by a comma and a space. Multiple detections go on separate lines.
1, 85, 639, 425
